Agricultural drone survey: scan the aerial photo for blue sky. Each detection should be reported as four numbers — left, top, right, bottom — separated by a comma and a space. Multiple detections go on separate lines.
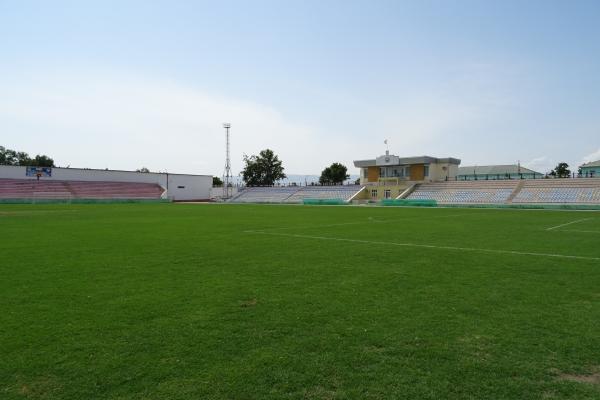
1, 0, 599, 176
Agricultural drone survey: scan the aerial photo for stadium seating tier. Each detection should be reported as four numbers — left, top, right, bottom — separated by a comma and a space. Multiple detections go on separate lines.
0, 179, 165, 199
407, 178, 600, 204
230, 186, 363, 203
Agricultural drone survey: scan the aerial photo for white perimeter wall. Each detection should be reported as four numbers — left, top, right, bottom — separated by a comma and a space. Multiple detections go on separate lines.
167, 174, 212, 201
0, 165, 211, 201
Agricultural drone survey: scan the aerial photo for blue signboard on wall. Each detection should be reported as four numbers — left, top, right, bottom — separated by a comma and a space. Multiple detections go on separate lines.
26, 167, 52, 177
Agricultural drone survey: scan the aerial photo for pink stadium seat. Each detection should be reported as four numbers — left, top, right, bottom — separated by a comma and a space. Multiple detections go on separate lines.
0, 179, 165, 199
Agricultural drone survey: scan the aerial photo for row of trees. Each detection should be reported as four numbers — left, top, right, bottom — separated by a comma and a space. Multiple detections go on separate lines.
0, 146, 54, 167
216, 148, 350, 186
234, 152, 584, 186
546, 162, 594, 178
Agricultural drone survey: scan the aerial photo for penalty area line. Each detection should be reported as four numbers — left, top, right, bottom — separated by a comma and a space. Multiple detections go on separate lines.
560, 229, 600, 234
546, 218, 593, 231
244, 230, 600, 262
253, 213, 471, 233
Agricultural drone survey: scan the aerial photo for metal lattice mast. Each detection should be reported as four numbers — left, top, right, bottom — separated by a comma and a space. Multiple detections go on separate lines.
223, 123, 232, 198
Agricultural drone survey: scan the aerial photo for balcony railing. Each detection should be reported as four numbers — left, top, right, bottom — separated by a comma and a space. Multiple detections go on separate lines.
363, 177, 411, 185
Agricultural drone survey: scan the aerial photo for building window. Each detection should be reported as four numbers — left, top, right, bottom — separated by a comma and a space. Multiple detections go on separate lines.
384, 189, 391, 199
424, 165, 429, 177
371, 189, 377, 198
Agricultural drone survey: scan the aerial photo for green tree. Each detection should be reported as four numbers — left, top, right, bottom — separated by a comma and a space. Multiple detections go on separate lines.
32, 155, 54, 167
212, 176, 223, 186
136, 167, 150, 173
242, 149, 286, 186
0, 146, 17, 165
16, 152, 32, 165
319, 162, 349, 185
0, 146, 8, 164
553, 162, 571, 178
0, 146, 55, 167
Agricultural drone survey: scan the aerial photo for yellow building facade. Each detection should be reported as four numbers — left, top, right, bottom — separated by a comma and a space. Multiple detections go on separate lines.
353, 152, 461, 200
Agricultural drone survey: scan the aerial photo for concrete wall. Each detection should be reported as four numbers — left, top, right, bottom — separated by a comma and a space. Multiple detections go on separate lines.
0, 165, 211, 201
428, 163, 458, 182
0, 165, 39, 180
167, 174, 212, 201
357, 184, 411, 200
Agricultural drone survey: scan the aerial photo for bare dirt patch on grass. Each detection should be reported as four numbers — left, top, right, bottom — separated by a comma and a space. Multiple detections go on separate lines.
555, 367, 600, 387
240, 298, 257, 308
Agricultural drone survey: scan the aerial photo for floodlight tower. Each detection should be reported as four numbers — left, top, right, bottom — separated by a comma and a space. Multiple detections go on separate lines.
223, 123, 233, 199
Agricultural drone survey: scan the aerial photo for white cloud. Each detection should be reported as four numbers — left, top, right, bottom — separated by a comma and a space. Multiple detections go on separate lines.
1, 70, 505, 176
523, 156, 553, 173
0, 73, 325, 175
0, 64, 570, 176
581, 148, 600, 165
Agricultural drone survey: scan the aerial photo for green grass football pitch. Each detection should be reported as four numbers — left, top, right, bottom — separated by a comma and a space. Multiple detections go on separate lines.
2, 203, 600, 399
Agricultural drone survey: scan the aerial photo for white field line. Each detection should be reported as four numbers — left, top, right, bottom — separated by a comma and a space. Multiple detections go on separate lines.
546, 218, 594, 231
560, 229, 600, 234
244, 230, 600, 262
255, 213, 472, 232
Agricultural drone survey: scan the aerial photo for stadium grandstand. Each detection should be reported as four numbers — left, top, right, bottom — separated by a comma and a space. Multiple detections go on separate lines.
0, 165, 211, 202
230, 185, 363, 204
351, 152, 461, 201
0, 179, 164, 200
226, 150, 600, 208
512, 178, 600, 204
406, 177, 600, 205
405, 180, 518, 204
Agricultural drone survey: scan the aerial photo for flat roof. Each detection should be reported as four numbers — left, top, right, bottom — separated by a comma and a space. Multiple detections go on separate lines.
0, 164, 212, 178
458, 165, 542, 175
581, 159, 600, 168
354, 155, 461, 168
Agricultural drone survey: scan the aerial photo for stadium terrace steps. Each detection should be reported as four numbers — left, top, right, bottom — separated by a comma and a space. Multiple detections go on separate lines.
408, 178, 600, 205
229, 185, 363, 204
347, 186, 367, 202
285, 186, 363, 203
228, 187, 298, 203
407, 180, 518, 204
396, 184, 417, 200
0, 179, 165, 199
512, 178, 600, 204
506, 180, 525, 203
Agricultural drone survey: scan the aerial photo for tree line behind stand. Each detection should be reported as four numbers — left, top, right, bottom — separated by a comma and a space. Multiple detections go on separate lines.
221, 150, 589, 187
3, 145, 580, 184
232, 148, 351, 187
0, 146, 54, 167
